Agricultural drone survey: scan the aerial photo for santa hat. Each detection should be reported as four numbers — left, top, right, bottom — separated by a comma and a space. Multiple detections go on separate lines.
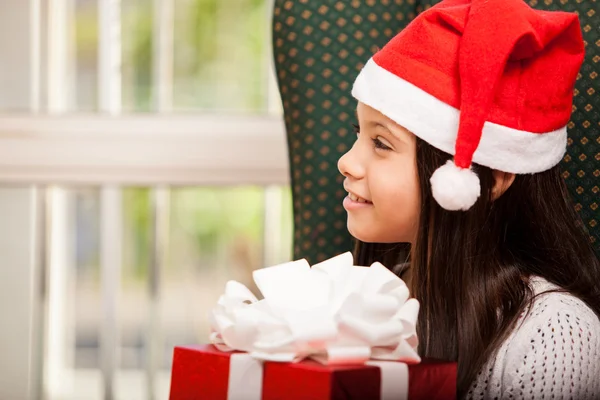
351, 0, 585, 211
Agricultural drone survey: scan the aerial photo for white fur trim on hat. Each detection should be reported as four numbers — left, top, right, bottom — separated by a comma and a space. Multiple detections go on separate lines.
430, 161, 481, 211
351, 58, 567, 174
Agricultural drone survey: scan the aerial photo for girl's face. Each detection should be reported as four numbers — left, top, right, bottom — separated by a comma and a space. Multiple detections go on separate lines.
338, 102, 420, 243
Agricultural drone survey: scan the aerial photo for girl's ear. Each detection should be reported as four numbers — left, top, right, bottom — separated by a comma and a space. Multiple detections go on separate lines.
491, 170, 516, 201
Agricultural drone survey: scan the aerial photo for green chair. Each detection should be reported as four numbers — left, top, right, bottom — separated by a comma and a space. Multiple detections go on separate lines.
272, 0, 599, 265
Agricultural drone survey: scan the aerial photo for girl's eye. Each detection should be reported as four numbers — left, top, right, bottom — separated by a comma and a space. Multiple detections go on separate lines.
372, 137, 392, 151
352, 124, 391, 151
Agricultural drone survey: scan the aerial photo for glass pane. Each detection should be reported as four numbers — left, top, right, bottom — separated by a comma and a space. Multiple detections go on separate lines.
74, 0, 275, 113
122, 0, 153, 112
74, 0, 99, 112
73, 187, 100, 368
163, 186, 292, 354
172, 0, 270, 112
47, 185, 292, 400
72, 188, 102, 399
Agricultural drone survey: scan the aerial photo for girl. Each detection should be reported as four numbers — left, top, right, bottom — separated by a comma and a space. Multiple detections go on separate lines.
337, 0, 600, 398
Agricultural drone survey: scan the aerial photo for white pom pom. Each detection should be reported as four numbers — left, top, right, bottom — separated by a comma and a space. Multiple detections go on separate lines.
430, 160, 481, 211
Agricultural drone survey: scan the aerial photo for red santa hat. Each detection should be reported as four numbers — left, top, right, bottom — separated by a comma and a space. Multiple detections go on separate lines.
351, 0, 585, 211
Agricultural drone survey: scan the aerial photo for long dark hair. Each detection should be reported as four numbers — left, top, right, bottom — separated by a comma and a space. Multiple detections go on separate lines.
354, 138, 600, 397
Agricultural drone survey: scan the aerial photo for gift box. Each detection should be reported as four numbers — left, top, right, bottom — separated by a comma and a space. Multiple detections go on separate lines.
176, 253, 457, 399
169, 344, 457, 400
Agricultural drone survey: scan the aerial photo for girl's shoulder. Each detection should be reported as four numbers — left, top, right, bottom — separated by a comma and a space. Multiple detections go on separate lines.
468, 276, 600, 399
503, 276, 600, 360
523, 276, 599, 330
525, 275, 598, 319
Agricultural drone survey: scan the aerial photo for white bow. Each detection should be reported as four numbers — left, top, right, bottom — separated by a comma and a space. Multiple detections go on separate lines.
209, 252, 420, 365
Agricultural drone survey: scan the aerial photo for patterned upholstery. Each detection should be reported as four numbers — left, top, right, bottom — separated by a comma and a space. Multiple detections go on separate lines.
272, 0, 600, 265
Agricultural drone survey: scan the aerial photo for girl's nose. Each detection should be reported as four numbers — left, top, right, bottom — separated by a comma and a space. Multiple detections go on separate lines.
338, 143, 365, 180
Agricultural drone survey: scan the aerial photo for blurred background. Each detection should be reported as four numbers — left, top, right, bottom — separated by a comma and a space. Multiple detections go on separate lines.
0, 0, 292, 399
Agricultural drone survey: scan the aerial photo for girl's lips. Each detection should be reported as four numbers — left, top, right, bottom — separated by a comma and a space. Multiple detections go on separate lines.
343, 195, 374, 211
347, 192, 371, 203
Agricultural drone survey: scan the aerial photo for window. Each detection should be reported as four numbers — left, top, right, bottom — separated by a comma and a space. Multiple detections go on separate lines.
0, 1, 291, 399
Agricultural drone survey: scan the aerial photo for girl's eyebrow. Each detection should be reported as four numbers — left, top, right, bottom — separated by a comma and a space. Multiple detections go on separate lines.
356, 109, 411, 145
373, 121, 411, 145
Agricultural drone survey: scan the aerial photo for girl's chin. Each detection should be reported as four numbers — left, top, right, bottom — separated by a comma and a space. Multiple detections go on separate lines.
347, 221, 380, 243
347, 220, 412, 244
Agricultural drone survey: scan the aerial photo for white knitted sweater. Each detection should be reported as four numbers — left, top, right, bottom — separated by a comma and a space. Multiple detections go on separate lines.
467, 277, 600, 399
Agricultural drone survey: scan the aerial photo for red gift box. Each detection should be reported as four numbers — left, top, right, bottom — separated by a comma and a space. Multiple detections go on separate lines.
169, 345, 456, 400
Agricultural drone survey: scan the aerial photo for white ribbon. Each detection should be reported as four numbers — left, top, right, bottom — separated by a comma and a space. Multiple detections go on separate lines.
210, 252, 420, 364
209, 252, 420, 398
366, 361, 409, 400
227, 354, 263, 400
